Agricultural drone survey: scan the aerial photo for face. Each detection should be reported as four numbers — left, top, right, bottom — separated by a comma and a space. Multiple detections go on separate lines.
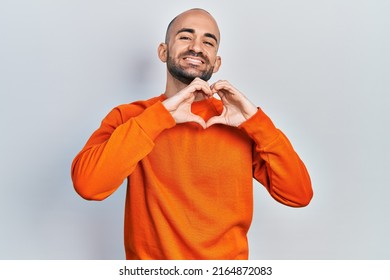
159, 10, 222, 85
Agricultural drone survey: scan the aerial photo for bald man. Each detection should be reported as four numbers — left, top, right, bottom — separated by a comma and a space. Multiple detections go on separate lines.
72, 8, 313, 260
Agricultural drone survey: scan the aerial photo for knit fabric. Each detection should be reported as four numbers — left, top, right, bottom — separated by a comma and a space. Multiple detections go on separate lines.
71, 94, 312, 259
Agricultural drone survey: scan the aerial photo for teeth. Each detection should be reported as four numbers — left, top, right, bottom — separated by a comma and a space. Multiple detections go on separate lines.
185, 58, 202, 64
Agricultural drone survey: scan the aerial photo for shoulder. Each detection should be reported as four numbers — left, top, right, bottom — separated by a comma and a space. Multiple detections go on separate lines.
103, 94, 165, 126
118, 94, 164, 113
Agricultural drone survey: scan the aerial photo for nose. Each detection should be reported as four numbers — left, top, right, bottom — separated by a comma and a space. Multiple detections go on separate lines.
189, 37, 203, 53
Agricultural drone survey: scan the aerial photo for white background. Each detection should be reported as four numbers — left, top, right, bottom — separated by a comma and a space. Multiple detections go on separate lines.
1, 0, 389, 259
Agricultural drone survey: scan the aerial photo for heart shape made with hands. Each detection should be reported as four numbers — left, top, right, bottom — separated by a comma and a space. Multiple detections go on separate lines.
163, 79, 258, 129
198, 80, 258, 128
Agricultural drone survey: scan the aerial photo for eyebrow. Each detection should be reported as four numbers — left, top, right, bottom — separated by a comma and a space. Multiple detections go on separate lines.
176, 28, 218, 44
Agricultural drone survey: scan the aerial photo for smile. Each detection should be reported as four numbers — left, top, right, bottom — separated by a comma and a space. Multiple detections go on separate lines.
183, 57, 204, 65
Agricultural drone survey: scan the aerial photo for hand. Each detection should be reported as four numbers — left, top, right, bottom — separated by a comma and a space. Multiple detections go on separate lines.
206, 80, 258, 127
162, 78, 212, 129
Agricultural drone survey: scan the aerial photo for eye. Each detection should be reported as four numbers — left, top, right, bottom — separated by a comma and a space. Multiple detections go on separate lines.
204, 41, 214, 47
179, 36, 191, 40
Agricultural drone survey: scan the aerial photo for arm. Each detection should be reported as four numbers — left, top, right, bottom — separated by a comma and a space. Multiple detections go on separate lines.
207, 80, 313, 207
71, 101, 176, 200
239, 110, 313, 207
72, 78, 213, 200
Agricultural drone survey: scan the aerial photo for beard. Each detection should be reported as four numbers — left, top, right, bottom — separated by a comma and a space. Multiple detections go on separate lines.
166, 50, 214, 85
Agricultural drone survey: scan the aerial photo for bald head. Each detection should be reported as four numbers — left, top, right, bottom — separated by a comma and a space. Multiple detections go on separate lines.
164, 9, 220, 46
158, 8, 222, 86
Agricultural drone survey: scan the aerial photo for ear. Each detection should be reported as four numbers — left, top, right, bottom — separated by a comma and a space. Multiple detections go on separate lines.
212, 56, 222, 73
158, 43, 168, 63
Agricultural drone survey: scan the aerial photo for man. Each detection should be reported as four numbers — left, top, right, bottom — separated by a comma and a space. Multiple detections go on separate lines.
71, 8, 313, 260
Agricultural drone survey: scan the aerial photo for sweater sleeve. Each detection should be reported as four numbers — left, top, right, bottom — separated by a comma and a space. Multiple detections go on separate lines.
71, 101, 176, 201
238, 108, 313, 207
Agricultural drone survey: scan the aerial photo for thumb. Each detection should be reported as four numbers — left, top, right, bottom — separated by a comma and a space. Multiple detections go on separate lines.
206, 115, 225, 128
188, 114, 207, 129
206, 106, 227, 128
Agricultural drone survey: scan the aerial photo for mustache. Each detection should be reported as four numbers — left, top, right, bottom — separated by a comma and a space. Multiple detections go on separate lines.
180, 50, 209, 63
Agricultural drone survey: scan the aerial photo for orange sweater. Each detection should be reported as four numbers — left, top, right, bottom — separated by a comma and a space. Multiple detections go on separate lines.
71, 94, 313, 259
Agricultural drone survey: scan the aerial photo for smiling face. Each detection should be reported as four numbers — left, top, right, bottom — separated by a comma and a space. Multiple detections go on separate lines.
159, 9, 222, 85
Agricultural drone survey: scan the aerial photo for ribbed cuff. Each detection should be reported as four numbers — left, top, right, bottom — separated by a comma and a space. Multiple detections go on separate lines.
238, 108, 280, 148
134, 101, 176, 140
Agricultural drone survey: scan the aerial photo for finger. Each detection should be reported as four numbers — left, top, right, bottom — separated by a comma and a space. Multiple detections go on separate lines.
191, 79, 213, 96
211, 80, 240, 98
194, 84, 213, 97
194, 90, 212, 100
188, 114, 207, 129
211, 80, 230, 91
213, 89, 225, 100
206, 116, 225, 128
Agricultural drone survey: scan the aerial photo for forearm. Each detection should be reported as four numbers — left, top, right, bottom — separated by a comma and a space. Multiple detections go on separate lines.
257, 132, 312, 207
71, 102, 175, 200
239, 109, 313, 207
